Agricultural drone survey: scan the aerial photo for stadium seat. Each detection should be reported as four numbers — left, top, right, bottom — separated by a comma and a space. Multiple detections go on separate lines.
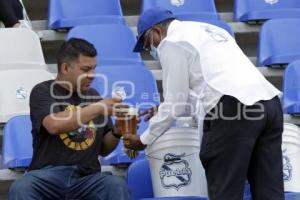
141, 0, 219, 21
198, 20, 234, 37
0, 67, 54, 123
234, 0, 300, 22
242, 192, 300, 200
257, 18, 300, 67
141, 1, 233, 36
0, 28, 45, 66
285, 193, 300, 199
67, 24, 143, 66
283, 60, 300, 115
2, 115, 33, 169
92, 65, 160, 164
127, 159, 154, 200
48, 0, 125, 30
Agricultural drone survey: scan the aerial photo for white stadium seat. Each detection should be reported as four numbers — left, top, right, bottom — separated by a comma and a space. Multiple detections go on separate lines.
0, 66, 54, 123
0, 28, 45, 66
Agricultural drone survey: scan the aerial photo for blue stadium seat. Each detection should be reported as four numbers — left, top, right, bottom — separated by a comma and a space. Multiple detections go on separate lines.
67, 24, 143, 66
242, 183, 300, 199
242, 192, 300, 200
285, 193, 300, 200
234, 0, 300, 22
142, 0, 219, 21
198, 19, 234, 37
283, 60, 300, 115
2, 115, 33, 169
127, 159, 154, 200
141, 1, 233, 36
48, 0, 125, 30
92, 65, 160, 164
257, 18, 300, 67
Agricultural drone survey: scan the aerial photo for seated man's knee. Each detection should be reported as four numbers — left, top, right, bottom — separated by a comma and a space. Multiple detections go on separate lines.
9, 177, 36, 199
104, 175, 130, 198
106, 175, 128, 189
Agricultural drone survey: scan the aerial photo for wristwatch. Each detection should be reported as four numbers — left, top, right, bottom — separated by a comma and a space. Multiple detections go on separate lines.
111, 126, 122, 139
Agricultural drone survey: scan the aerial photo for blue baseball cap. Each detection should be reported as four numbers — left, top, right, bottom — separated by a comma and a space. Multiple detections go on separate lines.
133, 7, 176, 52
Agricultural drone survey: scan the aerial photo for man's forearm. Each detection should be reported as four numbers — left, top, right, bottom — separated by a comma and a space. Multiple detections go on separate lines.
43, 102, 105, 135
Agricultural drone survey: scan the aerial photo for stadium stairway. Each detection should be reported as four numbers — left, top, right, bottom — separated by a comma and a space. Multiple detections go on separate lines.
0, 0, 299, 199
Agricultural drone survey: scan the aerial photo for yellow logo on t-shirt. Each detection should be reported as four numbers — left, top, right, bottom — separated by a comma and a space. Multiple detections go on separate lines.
59, 105, 96, 151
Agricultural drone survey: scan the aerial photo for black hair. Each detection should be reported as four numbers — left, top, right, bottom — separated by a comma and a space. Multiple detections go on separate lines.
57, 38, 97, 72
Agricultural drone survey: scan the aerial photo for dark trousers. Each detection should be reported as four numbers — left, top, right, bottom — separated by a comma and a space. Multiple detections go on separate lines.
9, 165, 131, 200
0, 0, 23, 27
200, 95, 284, 200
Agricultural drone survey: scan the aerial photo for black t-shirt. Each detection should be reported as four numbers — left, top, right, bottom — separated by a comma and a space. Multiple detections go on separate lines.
29, 80, 113, 173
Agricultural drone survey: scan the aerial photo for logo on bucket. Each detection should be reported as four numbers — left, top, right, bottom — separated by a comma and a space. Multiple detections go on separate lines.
283, 149, 293, 181
283, 156, 293, 181
159, 153, 192, 190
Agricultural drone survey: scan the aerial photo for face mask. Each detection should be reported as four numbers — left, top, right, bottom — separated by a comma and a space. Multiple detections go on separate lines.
150, 44, 159, 60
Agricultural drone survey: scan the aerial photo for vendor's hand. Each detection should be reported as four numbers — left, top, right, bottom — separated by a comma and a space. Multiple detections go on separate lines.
139, 106, 158, 122
123, 134, 146, 151
123, 147, 139, 159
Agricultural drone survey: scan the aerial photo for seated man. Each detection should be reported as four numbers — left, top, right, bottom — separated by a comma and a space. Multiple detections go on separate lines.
9, 38, 131, 200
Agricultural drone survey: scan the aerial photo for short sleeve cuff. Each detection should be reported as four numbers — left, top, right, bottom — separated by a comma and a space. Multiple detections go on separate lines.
140, 129, 157, 145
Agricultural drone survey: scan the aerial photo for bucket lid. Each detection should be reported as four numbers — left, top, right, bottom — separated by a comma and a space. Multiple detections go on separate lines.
146, 127, 200, 155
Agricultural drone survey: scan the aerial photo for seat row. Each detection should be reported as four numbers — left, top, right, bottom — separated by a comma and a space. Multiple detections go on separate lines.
47, 0, 300, 30
2, 17, 300, 67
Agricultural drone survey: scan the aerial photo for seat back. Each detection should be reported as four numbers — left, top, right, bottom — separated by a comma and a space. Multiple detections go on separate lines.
48, 0, 124, 29
67, 24, 143, 66
283, 60, 300, 114
2, 115, 33, 169
258, 18, 300, 66
0, 29, 45, 65
142, 0, 218, 21
127, 159, 154, 200
199, 20, 234, 37
0, 67, 54, 123
234, 0, 300, 22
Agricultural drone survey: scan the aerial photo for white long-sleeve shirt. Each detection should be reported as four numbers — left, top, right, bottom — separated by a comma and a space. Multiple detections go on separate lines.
140, 20, 281, 145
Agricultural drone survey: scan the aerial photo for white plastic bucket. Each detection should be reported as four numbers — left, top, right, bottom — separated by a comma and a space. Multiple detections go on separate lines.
282, 123, 300, 192
145, 118, 208, 198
